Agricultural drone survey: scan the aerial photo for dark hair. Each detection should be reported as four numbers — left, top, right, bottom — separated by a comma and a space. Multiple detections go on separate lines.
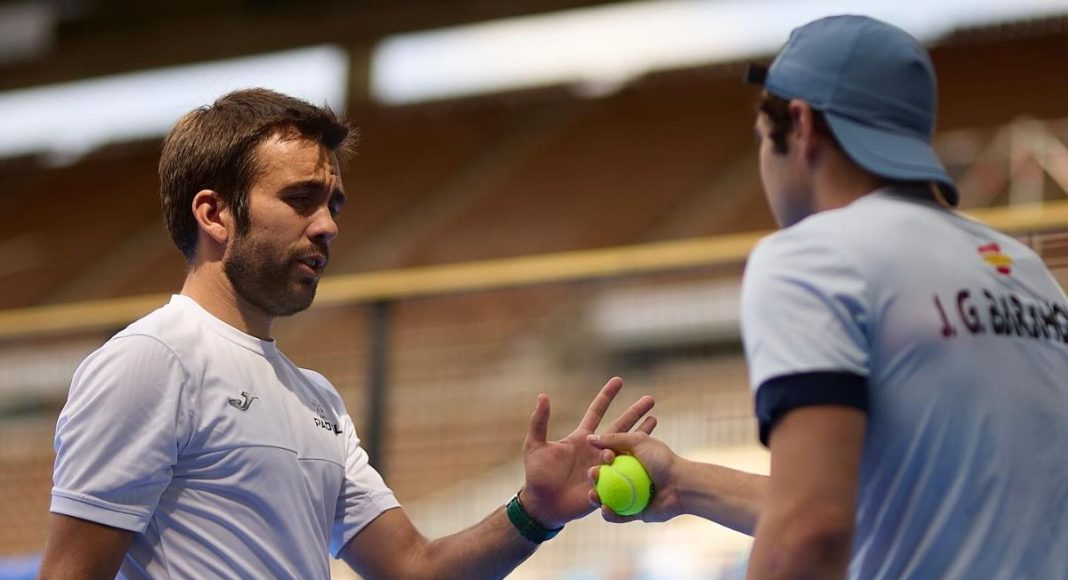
159, 88, 355, 261
757, 92, 944, 201
758, 92, 839, 154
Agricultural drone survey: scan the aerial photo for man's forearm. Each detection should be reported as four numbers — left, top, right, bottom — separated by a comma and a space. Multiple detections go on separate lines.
676, 461, 768, 535
411, 506, 540, 580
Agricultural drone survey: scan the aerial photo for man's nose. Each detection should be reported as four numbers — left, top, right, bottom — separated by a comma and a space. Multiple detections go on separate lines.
309, 206, 338, 246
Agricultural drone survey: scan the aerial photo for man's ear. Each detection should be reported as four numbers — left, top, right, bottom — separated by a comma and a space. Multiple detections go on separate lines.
788, 99, 820, 162
191, 189, 231, 246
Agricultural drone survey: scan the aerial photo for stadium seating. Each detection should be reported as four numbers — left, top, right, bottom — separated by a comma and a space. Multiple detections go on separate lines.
2, 19, 1068, 560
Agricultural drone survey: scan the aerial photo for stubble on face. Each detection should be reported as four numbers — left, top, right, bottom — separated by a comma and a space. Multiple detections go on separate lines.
223, 230, 322, 317
221, 133, 340, 319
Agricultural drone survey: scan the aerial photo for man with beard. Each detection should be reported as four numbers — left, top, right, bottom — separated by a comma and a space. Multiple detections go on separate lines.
40, 88, 657, 579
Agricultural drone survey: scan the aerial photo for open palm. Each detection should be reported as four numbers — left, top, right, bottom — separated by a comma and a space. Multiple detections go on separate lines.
518, 377, 656, 529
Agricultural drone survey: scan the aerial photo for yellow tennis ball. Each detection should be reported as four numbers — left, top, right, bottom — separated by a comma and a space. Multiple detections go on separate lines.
596, 455, 652, 516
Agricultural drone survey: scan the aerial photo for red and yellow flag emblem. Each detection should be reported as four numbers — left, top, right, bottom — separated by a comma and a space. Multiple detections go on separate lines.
978, 242, 1012, 275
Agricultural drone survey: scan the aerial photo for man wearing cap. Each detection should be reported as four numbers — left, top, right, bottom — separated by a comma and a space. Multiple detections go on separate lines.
588, 15, 1068, 579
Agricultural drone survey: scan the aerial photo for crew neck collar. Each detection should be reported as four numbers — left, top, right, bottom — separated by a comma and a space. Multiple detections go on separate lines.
170, 294, 279, 358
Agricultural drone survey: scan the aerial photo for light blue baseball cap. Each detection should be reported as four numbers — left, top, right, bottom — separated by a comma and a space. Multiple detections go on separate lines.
747, 15, 958, 205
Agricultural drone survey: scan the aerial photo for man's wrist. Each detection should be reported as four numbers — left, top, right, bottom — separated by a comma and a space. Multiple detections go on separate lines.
516, 488, 561, 529
506, 490, 563, 544
673, 457, 696, 517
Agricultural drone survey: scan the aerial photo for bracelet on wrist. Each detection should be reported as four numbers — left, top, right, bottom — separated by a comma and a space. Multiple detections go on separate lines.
505, 491, 563, 544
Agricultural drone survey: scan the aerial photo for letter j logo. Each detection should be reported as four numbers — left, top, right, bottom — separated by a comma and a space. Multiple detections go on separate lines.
228, 392, 259, 411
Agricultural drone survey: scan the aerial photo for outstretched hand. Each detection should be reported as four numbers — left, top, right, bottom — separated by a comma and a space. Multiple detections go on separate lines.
519, 377, 655, 529
586, 431, 685, 524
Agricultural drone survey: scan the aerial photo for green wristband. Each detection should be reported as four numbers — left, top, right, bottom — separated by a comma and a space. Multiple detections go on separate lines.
505, 492, 563, 544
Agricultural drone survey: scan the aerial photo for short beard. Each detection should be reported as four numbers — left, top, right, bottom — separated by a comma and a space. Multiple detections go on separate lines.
223, 233, 318, 317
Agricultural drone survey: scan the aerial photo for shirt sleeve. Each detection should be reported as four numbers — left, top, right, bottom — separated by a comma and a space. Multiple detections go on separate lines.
329, 413, 401, 557
741, 230, 872, 445
51, 334, 192, 532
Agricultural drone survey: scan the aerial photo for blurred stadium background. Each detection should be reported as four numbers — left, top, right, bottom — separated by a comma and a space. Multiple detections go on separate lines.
2, 1, 1068, 578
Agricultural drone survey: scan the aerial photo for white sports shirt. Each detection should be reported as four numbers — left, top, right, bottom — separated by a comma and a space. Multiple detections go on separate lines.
742, 188, 1068, 579
52, 295, 400, 579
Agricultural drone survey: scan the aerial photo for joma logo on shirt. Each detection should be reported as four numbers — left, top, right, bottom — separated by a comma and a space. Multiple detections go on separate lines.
228, 392, 258, 411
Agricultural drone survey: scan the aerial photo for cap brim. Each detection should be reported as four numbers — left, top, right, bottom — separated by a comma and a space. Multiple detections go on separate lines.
745, 64, 768, 85
825, 113, 958, 206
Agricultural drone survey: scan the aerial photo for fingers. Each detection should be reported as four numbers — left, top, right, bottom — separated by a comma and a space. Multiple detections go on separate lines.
601, 505, 640, 524
587, 431, 644, 452
587, 469, 605, 507
524, 394, 550, 448
636, 415, 657, 435
576, 377, 624, 432
587, 467, 601, 509
605, 395, 655, 433
600, 448, 615, 464
584, 454, 614, 490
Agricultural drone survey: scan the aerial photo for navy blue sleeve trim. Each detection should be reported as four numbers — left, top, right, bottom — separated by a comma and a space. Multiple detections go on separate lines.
755, 371, 868, 446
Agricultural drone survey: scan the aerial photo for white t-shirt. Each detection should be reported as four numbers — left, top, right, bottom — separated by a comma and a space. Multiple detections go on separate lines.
51, 295, 400, 579
742, 188, 1068, 580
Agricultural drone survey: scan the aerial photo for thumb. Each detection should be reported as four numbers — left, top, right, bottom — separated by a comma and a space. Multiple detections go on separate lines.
525, 394, 550, 449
